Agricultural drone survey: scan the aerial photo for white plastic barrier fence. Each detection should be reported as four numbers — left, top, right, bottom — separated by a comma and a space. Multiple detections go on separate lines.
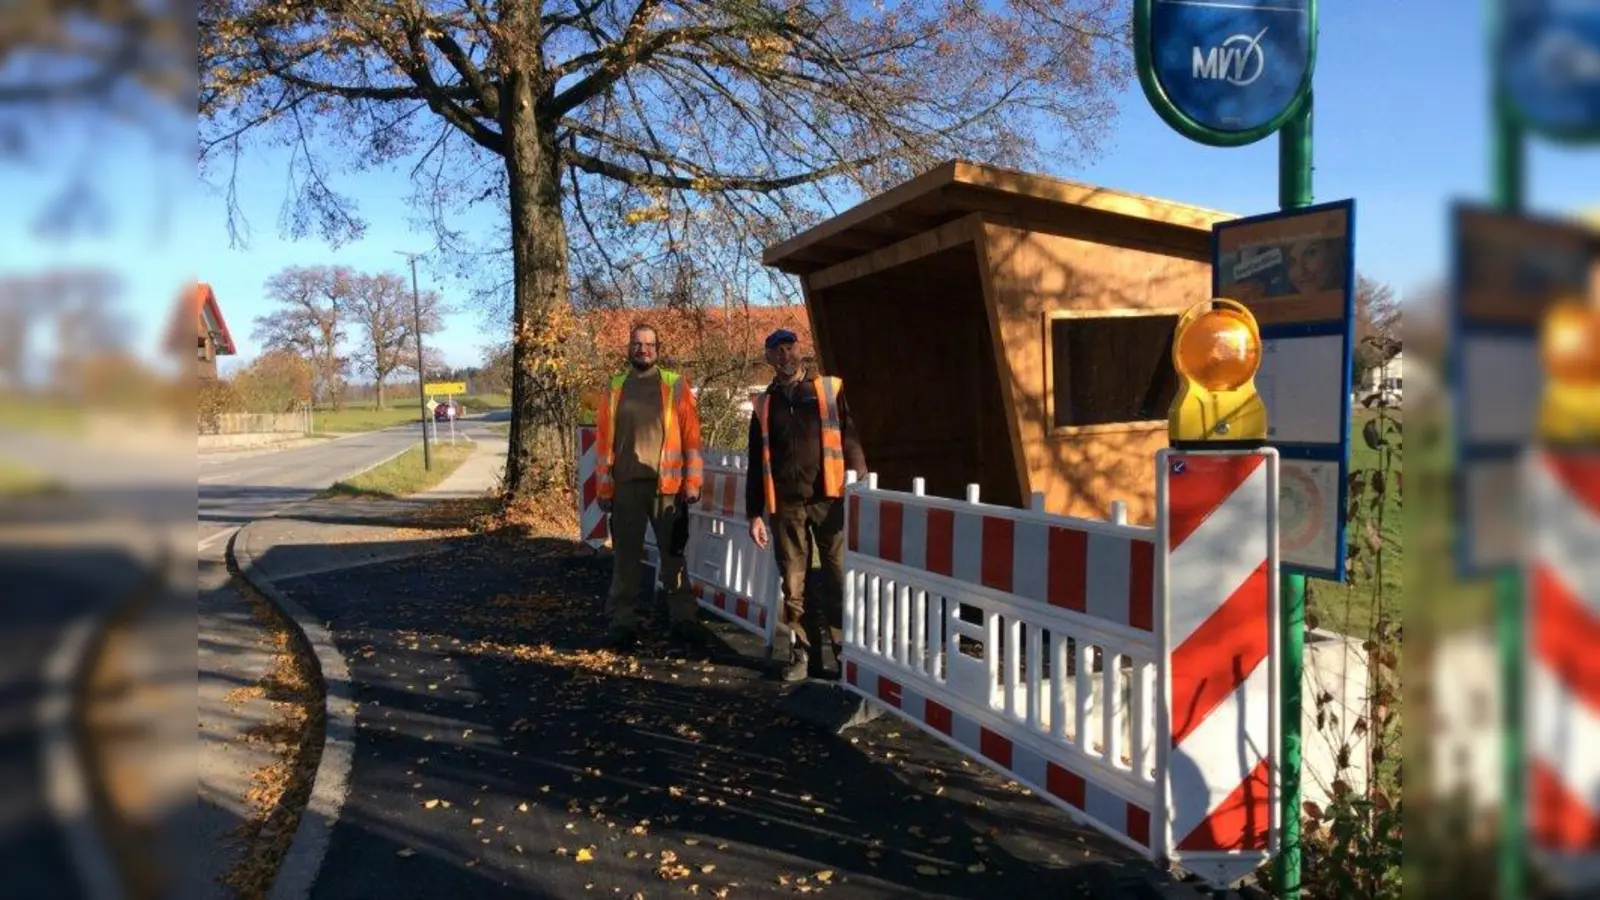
680, 452, 784, 652
840, 449, 1281, 889
1525, 448, 1600, 891
576, 426, 1285, 888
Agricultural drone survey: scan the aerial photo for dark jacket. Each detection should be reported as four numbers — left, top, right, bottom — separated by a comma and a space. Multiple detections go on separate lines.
745, 370, 868, 518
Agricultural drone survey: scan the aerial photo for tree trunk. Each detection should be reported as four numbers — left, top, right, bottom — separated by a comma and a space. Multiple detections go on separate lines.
374, 376, 386, 410
500, 63, 572, 502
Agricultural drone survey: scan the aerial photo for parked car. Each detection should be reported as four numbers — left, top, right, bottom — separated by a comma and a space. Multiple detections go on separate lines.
433, 400, 463, 421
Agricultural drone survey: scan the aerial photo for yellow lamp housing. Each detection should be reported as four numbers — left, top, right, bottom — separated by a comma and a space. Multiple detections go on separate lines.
1167, 297, 1268, 446
1537, 297, 1600, 445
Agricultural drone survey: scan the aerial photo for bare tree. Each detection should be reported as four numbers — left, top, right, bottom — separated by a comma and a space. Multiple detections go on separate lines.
346, 271, 445, 408
200, 0, 1127, 500
254, 265, 354, 409
1353, 274, 1401, 384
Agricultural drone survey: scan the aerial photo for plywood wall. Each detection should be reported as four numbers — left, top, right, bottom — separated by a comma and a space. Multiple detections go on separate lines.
977, 221, 1213, 525
806, 242, 1024, 507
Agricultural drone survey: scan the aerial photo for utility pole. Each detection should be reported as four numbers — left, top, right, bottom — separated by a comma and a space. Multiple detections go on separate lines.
397, 251, 432, 472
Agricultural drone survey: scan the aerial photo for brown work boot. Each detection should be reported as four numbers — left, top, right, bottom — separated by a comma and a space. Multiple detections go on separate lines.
779, 645, 809, 683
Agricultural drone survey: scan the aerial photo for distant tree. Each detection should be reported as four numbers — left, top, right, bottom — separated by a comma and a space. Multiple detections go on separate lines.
346, 271, 445, 409
200, 0, 1129, 501
0, 0, 189, 237
1353, 275, 1401, 385
254, 265, 353, 409
477, 344, 512, 397
232, 349, 315, 412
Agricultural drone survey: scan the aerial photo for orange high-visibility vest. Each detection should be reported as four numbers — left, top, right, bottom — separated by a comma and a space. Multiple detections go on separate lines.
755, 375, 846, 515
595, 368, 703, 500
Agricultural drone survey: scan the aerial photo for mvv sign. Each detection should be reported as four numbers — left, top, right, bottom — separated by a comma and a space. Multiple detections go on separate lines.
1192, 27, 1269, 87
1135, 0, 1315, 144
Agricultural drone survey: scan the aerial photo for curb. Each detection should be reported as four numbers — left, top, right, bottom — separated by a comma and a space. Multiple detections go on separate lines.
229, 523, 356, 900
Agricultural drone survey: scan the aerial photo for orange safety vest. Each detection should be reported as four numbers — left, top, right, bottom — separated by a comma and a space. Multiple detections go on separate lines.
755, 375, 846, 515
595, 368, 703, 501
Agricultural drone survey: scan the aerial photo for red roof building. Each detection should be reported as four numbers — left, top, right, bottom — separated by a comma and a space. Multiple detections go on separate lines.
167, 282, 236, 379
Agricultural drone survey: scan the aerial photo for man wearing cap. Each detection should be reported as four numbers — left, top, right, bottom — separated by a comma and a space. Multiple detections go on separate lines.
595, 324, 706, 652
746, 328, 867, 682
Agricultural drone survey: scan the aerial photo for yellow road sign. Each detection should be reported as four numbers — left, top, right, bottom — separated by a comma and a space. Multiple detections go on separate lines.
425, 381, 467, 395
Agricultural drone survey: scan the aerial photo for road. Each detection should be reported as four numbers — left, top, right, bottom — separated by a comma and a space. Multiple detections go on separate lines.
197, 424, 431, 553
0, 423, 192, 898
0, 417, 472, 897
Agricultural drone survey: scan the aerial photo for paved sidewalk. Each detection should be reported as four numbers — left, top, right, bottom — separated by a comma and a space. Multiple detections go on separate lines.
218, 435, 1213, 900
199, 434, 508, 899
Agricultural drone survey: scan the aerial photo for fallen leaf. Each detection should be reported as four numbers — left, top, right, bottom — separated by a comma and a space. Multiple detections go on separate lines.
699, 863, 716, 874
575, 848, 595, 863
423, 799, 440, 810
517, 802, 529, 812
815, 870, 834, 883
471, 818, 485, 826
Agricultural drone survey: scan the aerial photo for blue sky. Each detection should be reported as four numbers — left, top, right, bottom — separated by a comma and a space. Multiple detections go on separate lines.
4, 0, 1596, 374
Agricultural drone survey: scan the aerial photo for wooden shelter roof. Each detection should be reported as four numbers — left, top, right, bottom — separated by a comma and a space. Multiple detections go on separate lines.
762, 159, 1237, 276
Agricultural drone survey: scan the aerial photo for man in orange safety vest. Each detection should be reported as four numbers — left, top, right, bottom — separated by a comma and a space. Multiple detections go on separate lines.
595, 324, 706, 652
746, 328, 866, 682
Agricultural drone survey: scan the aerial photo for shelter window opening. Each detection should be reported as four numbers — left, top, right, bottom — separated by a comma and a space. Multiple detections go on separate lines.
1048, 313, 1180, 431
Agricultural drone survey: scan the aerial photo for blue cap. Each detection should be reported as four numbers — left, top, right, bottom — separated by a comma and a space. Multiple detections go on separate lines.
764, 328, 798, 350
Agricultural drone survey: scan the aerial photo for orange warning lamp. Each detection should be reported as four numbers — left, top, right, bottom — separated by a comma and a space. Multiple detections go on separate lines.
1537, 296, 1600, 444
1168, 298, 1268, 445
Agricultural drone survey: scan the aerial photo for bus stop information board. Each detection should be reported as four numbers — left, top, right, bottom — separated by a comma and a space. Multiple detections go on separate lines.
1451, 203, 1599, 577
1213, 199, 1356, 581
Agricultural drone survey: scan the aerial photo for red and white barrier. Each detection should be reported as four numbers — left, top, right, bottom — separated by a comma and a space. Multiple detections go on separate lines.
575, 426, 608, 550
681, 453, 784, 652
575, 427, 1285, 889
1157, 450, 1280, 886
841, 449, 1280, 889
1526, 448, 1600, 891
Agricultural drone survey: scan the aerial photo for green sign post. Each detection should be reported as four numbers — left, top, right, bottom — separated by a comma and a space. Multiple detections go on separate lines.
1134, 2, 1320, 896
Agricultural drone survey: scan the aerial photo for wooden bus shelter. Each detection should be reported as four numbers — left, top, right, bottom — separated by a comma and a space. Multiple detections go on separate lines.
762, 160, 1235, 524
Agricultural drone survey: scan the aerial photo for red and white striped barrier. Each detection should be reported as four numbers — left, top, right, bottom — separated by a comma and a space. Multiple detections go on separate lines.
1526, 448, 1600, 891
841, 449, 1280, 889
1157, 450, 1280, 887
681, 453, 784, 652
575, 426, 608, 550
574, 430, 1286, 888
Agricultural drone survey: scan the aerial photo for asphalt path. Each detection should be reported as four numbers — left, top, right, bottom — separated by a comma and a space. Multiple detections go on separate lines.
0, 425, 191, 898
269, 537, 1162, 900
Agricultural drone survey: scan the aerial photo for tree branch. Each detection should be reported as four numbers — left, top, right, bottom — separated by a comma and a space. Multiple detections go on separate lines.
398, 22, 506, 153
543, 13, 743, 121
561, 145, 884, 192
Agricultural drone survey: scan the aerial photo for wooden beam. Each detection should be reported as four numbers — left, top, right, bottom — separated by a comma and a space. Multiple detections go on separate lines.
807, 214, 985, 292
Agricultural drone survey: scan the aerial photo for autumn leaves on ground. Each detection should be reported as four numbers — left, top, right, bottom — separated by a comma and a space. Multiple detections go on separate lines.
254, 486, 1139, 899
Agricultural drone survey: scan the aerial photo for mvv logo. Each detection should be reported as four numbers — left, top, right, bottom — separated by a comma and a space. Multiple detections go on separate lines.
1192, 27, 1268, 86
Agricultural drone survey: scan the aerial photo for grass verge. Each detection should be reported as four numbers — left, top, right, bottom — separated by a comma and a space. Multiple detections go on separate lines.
322, 441, 474, 499
0, 399, 85, 437
311, 403, 429, 433
0, 459, 61, 495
